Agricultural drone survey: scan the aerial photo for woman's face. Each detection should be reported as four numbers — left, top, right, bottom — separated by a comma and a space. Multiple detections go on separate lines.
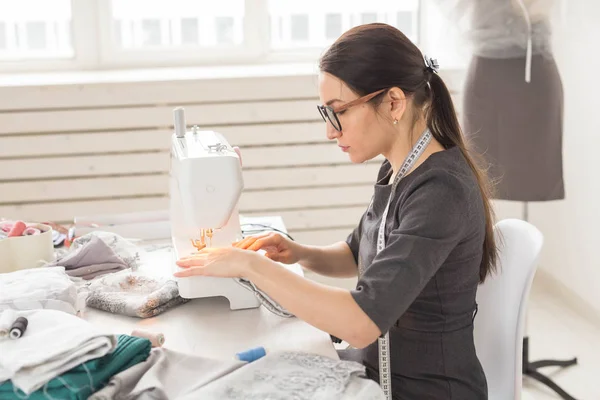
318, 72, 396, 164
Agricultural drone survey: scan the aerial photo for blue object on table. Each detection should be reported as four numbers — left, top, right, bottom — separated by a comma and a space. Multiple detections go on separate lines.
235, 346, 266, 363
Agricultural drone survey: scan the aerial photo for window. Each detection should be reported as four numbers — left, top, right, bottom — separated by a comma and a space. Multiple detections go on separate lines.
0, 0, 465, 72
108, 0, 245, 50
0, 0, 72, 61
268, 0, 419, 51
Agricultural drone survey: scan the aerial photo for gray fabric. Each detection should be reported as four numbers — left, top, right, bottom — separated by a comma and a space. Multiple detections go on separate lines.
69, 232, 143, 270
192, 351, 384, 400
89, 348, 244, 400
346, 146, 488, 399
463, 54, 565, 201
46, 236, 129, 280
236, 278, 294, 318
85, 270, 189, 318
91, 348, 384, 400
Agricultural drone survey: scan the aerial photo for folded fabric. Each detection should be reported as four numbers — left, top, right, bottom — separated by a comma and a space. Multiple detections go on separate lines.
0, 309, 118, 395
70, 231, 143, 270
192, 351, 385, 400
45, 235, 129, 280
0, 266, 85, 315
0, 334, 151, 400
85, 269, 189, 318
89, 347, 244, 400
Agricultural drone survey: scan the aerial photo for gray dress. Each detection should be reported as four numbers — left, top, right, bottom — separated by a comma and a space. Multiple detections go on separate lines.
341, 146, 488, 399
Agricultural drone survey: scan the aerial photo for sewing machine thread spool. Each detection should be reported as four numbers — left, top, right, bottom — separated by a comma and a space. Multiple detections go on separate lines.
131, 329, 165, 348
9, 317, 28, 339
235, 346, 266, 363
173, 107, 186, 138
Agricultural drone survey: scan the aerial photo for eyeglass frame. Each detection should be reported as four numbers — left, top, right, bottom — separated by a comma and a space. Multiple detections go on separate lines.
317, 88, 388, 132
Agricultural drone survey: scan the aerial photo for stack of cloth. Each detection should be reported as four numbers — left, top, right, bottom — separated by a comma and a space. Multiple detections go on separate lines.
0, 309, 151, 400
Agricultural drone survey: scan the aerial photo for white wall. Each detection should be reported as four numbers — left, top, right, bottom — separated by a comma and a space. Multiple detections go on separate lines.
519, 1, 600, 316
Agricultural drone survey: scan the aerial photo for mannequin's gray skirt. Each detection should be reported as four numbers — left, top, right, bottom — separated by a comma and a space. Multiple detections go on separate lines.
462, 54, 565, 201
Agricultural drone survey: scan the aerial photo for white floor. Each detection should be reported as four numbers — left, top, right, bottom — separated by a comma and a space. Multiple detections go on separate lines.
521, 275, 600, 400
308, 271, 600, 400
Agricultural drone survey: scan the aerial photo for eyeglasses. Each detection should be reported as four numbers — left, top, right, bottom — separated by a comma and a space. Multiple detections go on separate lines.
317, 88, 388, 132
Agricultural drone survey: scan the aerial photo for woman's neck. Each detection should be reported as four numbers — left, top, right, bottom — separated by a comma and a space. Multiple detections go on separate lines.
384, 119, 445, 183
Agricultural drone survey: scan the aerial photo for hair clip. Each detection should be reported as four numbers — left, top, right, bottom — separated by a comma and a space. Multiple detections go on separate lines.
424, 55, 440, 74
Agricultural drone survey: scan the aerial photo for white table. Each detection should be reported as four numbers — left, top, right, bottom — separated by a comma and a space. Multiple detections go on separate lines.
81, 215, 338, 361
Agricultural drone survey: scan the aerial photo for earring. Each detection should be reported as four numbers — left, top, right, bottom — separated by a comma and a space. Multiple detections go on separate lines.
393, 119, 398, 125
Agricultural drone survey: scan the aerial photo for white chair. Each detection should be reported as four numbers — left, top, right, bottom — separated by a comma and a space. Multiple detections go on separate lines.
474, 218, 544, 400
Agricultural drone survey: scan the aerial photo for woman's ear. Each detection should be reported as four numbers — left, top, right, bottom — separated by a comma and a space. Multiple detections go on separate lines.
387, 87, 407, 122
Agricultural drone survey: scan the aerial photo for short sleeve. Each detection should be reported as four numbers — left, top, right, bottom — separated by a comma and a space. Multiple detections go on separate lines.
350, 171, 470, 335
345, 221, 362, 264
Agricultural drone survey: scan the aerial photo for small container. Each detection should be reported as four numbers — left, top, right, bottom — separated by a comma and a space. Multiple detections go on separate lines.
0, 222, 55, 273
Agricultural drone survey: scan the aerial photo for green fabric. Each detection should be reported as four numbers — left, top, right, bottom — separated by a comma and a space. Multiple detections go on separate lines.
0, 334, 151, 400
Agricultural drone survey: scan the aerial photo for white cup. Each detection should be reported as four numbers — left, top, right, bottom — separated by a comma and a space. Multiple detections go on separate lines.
0, 223, 55, 273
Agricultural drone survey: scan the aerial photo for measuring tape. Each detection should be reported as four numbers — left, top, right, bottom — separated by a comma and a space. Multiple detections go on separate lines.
375, 128, 432, 399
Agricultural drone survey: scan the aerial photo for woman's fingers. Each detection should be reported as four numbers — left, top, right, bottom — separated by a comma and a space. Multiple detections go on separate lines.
247, 237, 275, 252
232, 236, 259, 249
233, 234, 271, 250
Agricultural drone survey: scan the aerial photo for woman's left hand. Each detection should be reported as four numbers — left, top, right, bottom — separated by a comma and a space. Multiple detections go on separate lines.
174, 247, 261, 279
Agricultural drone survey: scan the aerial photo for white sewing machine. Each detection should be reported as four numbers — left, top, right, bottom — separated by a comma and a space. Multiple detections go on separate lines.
169, 107, 261, 310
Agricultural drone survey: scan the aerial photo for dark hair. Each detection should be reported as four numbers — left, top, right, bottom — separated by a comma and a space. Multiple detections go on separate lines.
319, 23, 497, 283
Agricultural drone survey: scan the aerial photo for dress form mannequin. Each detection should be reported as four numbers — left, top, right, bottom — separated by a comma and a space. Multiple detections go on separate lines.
437, 0, 577, 398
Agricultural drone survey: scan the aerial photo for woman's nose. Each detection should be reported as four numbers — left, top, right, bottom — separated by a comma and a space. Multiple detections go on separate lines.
326, 123, 341, 140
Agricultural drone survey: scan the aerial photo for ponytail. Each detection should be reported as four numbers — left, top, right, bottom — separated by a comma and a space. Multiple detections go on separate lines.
318, 22, 498, 282
427, 73, 498, 283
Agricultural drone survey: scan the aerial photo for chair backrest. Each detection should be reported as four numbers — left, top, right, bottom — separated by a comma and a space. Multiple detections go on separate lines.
474, 218, 543, 400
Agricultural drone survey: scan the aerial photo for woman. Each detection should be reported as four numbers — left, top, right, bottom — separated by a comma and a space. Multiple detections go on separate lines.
174, 23, 496, 400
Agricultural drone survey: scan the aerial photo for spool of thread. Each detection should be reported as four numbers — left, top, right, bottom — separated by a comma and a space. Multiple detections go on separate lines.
131, 329, 165, 348
235, 346, 266, 363
0, 222, 12, 233
9, 317, 28, 339
7, 221, 26, 237
23, 227, 41, 236
0, 310, 17, 339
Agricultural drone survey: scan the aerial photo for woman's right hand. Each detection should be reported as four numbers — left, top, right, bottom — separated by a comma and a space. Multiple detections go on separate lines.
233, 232, 302, 265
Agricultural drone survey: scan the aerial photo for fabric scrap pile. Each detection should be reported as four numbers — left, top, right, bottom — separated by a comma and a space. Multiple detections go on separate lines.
0, 309, 151, 400
47, 231, 189, 318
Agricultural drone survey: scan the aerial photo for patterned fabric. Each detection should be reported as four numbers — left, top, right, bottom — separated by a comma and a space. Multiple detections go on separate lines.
193, 352, 385, 400
85, 269, 189, 318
